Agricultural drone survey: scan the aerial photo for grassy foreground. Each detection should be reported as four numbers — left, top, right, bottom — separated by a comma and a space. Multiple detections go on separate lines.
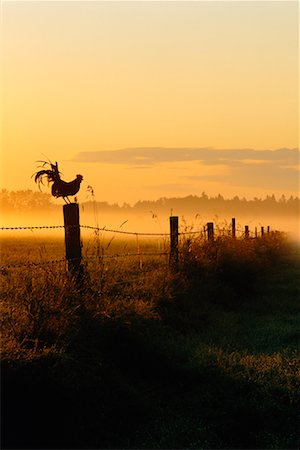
1, 233, 300, 449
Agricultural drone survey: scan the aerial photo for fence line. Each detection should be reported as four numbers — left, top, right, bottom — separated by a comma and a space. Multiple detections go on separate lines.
0, 252, 170, 271
0, 224, 254, 236
0, 224, 168, 236
0, 225, 65, 231
0, 258, 66, 270
80, 225, 169, 236
0, 224, 196, 236
0, 216, 275, 272
88, 251, 168, 258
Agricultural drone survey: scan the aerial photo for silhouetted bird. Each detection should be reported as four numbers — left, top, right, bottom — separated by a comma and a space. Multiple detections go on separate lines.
33, 160, 83, 204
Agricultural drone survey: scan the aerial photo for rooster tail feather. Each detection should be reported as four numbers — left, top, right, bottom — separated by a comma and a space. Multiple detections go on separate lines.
33, 169, 57, 185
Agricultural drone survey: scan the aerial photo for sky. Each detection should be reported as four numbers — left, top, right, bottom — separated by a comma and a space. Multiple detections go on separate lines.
1, 0, 299, 205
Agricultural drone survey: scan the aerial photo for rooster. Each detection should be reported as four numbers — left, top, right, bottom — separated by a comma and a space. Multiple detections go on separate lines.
33, 160, 83, 204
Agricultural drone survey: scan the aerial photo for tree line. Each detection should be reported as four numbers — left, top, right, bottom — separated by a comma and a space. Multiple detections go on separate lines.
0, 189, 299, 216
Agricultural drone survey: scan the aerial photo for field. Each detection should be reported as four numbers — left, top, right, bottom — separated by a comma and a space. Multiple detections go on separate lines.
1, 230, 300, 449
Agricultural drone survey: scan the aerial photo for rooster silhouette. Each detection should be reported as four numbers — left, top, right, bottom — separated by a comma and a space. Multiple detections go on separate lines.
33, 160, 83, 204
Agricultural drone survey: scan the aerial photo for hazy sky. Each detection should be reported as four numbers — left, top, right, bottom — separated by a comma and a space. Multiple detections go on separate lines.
1, 0, 299, 204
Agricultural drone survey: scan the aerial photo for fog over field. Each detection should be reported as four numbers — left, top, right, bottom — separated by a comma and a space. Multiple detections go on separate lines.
1, 200, 299, 244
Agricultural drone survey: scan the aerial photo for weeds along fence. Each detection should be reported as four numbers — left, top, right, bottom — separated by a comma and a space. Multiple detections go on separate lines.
0, 203, 275, 276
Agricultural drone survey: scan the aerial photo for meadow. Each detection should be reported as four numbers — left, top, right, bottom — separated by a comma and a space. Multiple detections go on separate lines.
1, 229, 300, 449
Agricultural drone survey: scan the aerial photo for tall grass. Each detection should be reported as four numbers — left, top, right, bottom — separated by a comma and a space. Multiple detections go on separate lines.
0, 231, 295, 358
1, 231, 299, 449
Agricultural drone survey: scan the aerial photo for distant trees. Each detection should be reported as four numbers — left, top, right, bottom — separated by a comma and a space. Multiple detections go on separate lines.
131, 193, 299, 216
0, 189, 299, 216
0, 189, 53, 211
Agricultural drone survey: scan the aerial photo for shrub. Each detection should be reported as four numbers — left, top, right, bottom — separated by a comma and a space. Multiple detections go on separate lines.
180, 232, 289, 300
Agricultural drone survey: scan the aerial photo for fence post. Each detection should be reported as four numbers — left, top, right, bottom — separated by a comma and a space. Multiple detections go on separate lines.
232, 218, 236, 238
169, 216, 179, 270
267, 226, 270, 234
207, 222, 214, 241
261, 226, 264, 237
63, 203, 83, 280
245, 225, 249, 239
255, 227, 258, 238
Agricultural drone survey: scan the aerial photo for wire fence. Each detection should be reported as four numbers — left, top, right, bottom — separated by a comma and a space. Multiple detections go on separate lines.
0, 224, 253, 236
0, 220, 272, 271
0, 223, 171, 270
0, 224, 198, 235
0, 254, 171, 271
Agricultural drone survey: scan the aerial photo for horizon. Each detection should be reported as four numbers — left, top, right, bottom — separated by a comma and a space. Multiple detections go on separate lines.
1, 146, 299, 205
1, 184, 300, 207
1, 187, 299, 242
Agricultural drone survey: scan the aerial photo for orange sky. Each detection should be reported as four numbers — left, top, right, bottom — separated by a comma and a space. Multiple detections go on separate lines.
1, 1, 299, 204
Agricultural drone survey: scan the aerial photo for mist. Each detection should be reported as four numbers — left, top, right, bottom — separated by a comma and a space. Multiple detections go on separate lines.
1, 205, 299, 244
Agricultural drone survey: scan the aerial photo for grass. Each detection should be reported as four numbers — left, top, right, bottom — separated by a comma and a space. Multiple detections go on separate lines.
1, 231, 300, 449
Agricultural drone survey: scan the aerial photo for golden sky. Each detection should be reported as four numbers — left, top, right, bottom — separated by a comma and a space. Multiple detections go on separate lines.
1, 0, 299, 204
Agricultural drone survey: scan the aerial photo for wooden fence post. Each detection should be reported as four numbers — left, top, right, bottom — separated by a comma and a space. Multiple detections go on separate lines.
245, 225, 249, 239
255, 227, 258, 238
63, 203, 83, 279
267, 226, 270, 234
169, 216, 179, 270
207, 222, 214, 241
232, 218, 236, 238
261, 226, 264, 237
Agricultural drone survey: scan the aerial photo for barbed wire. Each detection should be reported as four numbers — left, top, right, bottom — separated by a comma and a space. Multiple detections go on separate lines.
0, 231, 272, 270
85, 252, 168, 260
80, 224, 169, 236
0, 225, 65, 230
0, 224, 195, 236
0, 252, 169, 271
0, 224, 265, 234
0, 258, 66, 270
0, 223, 272, 244
0, 224, 168, 235
0, 224, 237, 236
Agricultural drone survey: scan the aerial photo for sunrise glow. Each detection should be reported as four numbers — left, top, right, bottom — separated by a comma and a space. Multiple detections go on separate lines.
1, 0, 298, 204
